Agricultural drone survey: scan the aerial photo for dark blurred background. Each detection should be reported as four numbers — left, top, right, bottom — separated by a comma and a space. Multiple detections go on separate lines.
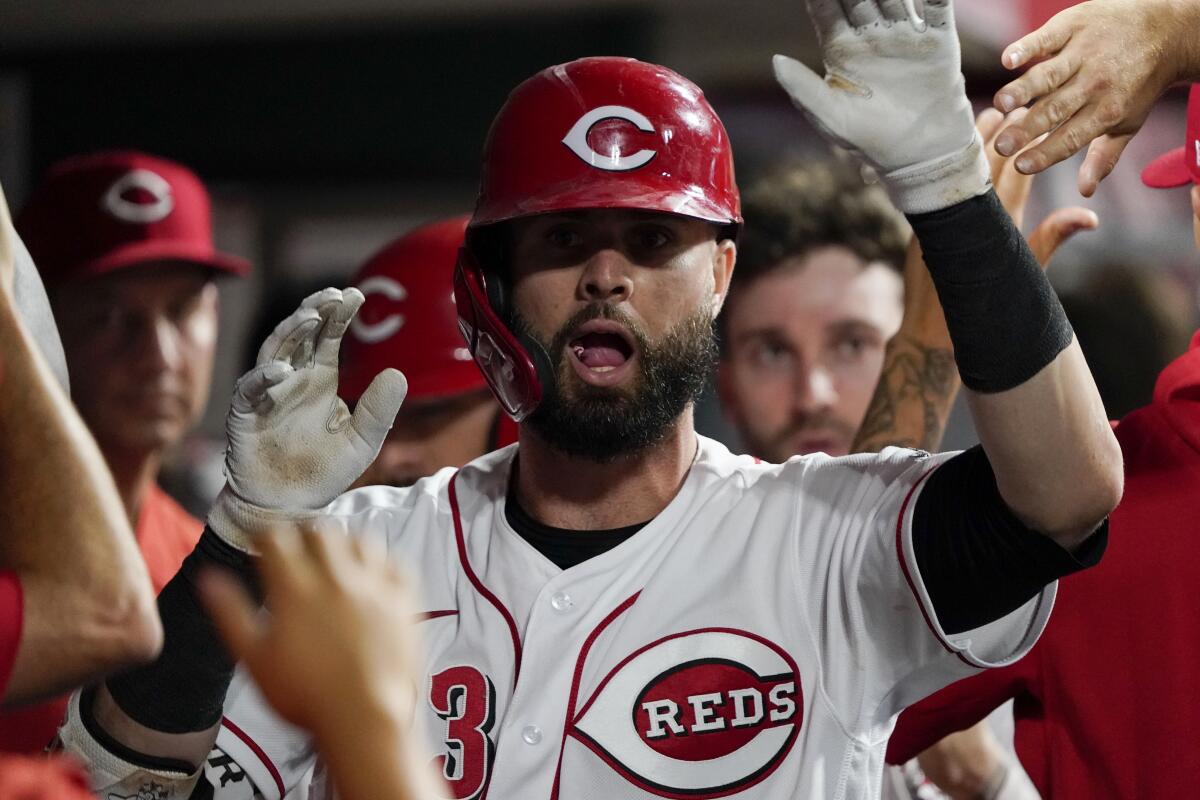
1, 0, 1196, 447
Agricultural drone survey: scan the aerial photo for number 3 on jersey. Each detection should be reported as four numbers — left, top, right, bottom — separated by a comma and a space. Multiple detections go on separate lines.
429, 666, 497, 799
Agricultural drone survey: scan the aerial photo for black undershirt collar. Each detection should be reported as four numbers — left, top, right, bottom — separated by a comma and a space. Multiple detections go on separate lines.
504, 483, 650, 570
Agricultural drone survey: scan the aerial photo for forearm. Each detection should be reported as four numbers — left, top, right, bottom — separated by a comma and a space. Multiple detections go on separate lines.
853, 238, 960, 454
0, 297, 160, 706
95, 529, 253, 767
968, 342, 1119, 544
909, 191, 1121, 545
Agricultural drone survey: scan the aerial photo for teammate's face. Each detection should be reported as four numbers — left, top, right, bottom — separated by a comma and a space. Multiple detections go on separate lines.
352, 390, 497, 488
53, 263, 219, 455
509, 209, 736, 461
719, 246, 903, 461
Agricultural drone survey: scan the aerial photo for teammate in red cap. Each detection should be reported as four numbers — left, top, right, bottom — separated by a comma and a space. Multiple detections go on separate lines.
0, 150, 248, 753
62, 7, 1123, 796
341, 215, 516, 490
886, 81, 1200, 799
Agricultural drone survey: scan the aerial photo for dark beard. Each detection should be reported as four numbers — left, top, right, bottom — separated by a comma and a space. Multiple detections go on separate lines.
515, 303, 717, 463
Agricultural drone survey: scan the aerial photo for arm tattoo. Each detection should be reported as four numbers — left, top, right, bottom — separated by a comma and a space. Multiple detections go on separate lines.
853, 334, 959, 454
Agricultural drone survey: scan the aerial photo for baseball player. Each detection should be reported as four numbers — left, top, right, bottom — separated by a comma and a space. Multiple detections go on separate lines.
59, 3, 1122, 798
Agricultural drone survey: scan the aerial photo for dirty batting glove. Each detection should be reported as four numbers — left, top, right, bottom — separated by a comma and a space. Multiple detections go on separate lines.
208, 287, 408, 554
773, 0, 991, 214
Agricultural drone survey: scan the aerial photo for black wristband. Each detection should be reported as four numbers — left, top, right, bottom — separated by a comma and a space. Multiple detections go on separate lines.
908, 190, 1074, 393
106, 528, 257, 734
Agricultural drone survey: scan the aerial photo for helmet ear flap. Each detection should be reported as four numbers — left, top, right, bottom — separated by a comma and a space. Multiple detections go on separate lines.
454, 246, 549, 422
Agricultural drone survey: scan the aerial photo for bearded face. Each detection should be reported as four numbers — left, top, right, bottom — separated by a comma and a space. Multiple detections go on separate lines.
505, 209, 735, 462
516, 301, 717, 462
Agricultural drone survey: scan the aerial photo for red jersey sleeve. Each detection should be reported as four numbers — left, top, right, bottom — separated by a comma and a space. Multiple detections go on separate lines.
0, 570, 24, 699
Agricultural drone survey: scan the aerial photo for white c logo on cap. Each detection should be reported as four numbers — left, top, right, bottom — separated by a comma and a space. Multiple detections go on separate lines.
1194, 139, 1199, 168
562, 106, 657, 172
101, 169, 175, 224
350, 276, 407, 343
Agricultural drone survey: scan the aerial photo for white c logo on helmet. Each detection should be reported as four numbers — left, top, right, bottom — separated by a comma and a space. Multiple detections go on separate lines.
1194, 139, 1199, 168
350, 276, 407, 343
101, 169, 174, 224
562, 106, 657, 172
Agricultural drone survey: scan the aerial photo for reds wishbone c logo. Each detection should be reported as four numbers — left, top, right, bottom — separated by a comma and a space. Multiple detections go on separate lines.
562, 106, 658, 172
570, 629, 802, 798
101, 169, 174, 224
350, 276, 408, 343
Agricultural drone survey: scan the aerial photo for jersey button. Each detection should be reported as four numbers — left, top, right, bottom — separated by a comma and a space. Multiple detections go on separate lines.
521, 725, 543, 745
550, 591, 574, 613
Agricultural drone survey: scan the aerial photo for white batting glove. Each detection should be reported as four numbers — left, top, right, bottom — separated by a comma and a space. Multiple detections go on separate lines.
208, 287, 408, 554
773, 0, 991, 214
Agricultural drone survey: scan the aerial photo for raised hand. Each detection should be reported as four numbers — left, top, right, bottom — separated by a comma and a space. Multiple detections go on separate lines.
773, 0, 990, 213
209, 288, 408, 553
991, 0, 1200, 196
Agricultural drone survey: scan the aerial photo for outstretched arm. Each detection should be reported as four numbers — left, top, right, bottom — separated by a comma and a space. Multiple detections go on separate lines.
777, 0, 1121, 550
0, 186, 161, 708
853, 107, 1098, 455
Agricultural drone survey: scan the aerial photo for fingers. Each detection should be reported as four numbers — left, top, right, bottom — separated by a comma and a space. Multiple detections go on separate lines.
805, 0, 850, 36
922, 0, 953, 30
1027, 207, 1099, 267
1078, 134, 1133, 197
995, 50, 1081, 117
878, 0, 911, 24
232, 361, 294, 414
315, 288, 365, 368
350, 368, 408, 450
773, 54, 840, 124
840, 0, 881, 27
1012, 103, 1108, 175
257, 307, 322, 368
975, 107, 1005, 144
995, 77, 1087, 159
1000, 11, 1073, 71
197, 567, 263, 665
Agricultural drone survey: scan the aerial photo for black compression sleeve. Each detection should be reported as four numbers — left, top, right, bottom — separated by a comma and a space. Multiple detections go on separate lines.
913, 446, 1107, 635
106, 528, 257, 734
908, 190, 1074, 393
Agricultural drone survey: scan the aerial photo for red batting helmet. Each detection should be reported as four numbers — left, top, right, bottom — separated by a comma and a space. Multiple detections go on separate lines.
455, 56, 741, 420
340, 216, 488, 405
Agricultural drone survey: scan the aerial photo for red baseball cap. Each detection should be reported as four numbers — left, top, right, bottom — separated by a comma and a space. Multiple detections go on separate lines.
1141, 84, 1200, 188
339, 216, 488, 404
17, 150, 250, 287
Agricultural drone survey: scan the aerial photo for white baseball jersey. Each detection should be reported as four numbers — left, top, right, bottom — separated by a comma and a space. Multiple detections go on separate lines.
204, 436, 1055, 800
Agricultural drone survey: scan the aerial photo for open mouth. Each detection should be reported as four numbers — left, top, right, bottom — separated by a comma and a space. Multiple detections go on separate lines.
566, 319, 638, 386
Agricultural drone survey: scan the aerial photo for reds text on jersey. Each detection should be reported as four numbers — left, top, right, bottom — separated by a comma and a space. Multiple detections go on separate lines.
208, 437, 1055, 800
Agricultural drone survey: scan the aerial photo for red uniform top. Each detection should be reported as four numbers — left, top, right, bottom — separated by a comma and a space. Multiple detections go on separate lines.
0, 484, 202, 753
888, 330, 1200, 799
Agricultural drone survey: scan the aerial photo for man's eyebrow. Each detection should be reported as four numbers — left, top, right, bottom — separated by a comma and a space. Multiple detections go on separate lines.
732, 325, 789, 346
825, 318, 886, 338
